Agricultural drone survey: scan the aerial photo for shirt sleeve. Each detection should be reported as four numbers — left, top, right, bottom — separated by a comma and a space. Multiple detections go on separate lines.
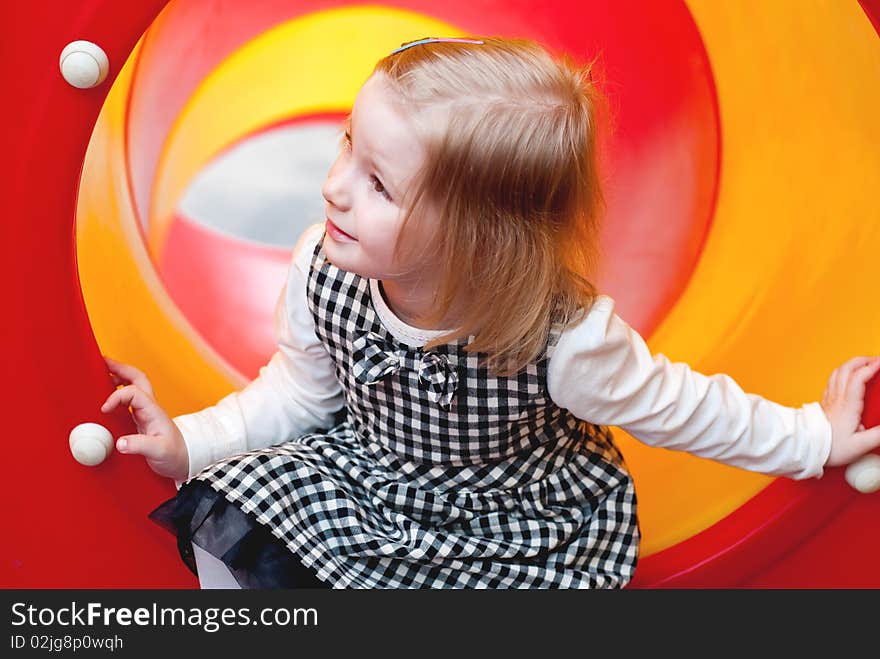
174, 223, 344, 482
546, 295, 832, 480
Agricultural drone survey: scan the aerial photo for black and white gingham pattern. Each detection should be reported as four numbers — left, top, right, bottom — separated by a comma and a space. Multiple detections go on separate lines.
194, 234, 639, 588
351, 331, 459, 408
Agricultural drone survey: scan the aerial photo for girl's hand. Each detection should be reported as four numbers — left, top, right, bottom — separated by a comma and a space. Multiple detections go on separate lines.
820, 356, 880, 467
100, 355, 190, 481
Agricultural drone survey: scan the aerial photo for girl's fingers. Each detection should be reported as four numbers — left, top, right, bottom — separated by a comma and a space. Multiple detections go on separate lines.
101, 385, 155, 420
849, 426, 880, 460
115, 433, 164, 460
845, 358, 880, 400
835, 356, 876, 395
828, 368, 840, 397
102, 356, 154, 398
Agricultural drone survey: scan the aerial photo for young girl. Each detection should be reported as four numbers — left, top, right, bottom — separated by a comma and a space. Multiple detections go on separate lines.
102, 36, 880, 589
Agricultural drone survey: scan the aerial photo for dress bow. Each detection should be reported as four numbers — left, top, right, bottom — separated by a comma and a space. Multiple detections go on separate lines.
351, 331, 459, 408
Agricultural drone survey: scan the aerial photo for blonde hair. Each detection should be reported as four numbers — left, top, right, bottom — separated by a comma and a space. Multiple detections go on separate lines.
374, 36, 606, 376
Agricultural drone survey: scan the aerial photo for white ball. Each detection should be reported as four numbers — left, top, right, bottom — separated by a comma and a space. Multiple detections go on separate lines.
69, 422, 114, 466
59, 40, 109, 89
844, 453, 880, 494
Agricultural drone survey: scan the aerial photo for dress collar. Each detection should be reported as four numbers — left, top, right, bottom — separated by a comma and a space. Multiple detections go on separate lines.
368, 278, 450, 348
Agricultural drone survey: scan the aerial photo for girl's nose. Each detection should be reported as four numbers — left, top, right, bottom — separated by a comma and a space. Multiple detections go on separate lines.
321, 158, 351, 211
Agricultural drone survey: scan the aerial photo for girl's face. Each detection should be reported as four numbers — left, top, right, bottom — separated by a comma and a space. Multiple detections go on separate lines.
321, 74, 434, 280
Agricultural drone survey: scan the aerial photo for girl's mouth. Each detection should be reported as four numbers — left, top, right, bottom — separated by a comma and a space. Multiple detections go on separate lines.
326, 219, 357, 242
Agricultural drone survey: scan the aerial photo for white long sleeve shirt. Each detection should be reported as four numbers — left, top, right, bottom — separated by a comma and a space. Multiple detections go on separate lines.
174, 223, 832, 483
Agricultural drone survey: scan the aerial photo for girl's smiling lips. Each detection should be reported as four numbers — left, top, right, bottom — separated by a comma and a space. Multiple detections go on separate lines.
326, 218, 358, 242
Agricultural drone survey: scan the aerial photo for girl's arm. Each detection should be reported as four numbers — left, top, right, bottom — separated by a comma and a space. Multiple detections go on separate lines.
172, 223, 344, 481
547, 296, 834, 479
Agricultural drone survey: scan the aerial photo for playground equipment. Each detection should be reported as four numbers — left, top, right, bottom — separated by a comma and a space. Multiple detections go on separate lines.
2, 0, 879, 588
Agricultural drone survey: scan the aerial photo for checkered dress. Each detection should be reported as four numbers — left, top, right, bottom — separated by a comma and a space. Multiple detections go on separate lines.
192, 236, 640, 588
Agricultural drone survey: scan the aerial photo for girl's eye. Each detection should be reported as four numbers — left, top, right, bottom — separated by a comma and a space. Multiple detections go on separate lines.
371, 176, 391, 201
340, 127, 390, 201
